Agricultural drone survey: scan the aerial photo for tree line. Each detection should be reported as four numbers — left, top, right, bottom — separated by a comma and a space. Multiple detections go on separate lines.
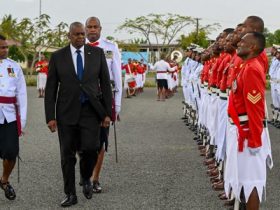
1, 13, 279, 74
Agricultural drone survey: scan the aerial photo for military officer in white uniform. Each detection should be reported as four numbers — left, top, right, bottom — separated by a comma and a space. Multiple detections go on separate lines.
269, 45, 280, 126
0, 34, 27, 200
85, 16, 122, 193
273, 48, 280, 127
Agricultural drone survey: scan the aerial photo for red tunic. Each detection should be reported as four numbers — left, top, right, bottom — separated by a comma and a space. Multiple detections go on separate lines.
137, 65, 145, 74
208, 54, 226, 88
35, 60, 48, 74
200, 60, 210, 84
216, 53, 231, 89
228, 57, 265, 151
257, 50, 268, 74
226, 53, 243, 89
122, 63, 134, 74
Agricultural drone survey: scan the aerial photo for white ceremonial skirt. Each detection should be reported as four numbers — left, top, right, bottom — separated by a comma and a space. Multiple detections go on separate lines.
224, 122, 273, 203
183, 86, 189, 104
275, 88, 280, 109
215, 98, 228, 161
208, 94, 218, 145
204, 93, 211, 131
136, 74, 143, 88
271, 83, 278, 108
167, 74, 173, 90
197, 87, 205, 127
124, 74, 134, 89
37, 73, 47, 89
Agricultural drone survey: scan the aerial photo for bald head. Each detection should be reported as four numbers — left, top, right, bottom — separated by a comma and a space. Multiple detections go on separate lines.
86, 17, 101, 27
68, 22, 85, 48
237, 32, 265, 60
85, 17, 102, 42
69, 22, 84, 32
246, 16, 264, 32
241, 16, 264, 37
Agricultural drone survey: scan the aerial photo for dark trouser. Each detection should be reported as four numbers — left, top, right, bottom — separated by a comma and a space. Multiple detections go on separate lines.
0, 120, 19, 161
57, 104, 100, 195
99, 127, 109, 152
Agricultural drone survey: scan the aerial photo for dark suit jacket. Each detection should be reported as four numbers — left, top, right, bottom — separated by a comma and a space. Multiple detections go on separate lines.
44, 44, 112, 125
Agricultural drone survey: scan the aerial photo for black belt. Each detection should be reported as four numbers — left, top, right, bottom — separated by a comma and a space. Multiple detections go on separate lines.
220, 96, 228, 100
230, 119, 267, 128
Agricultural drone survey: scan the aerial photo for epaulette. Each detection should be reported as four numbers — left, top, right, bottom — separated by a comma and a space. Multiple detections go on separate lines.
104, 38, 119, 47
7, 58, 16, 63
104, 38, 115, 45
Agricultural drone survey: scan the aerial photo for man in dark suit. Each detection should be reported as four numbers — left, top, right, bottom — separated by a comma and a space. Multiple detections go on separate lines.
44, 22, 112, 207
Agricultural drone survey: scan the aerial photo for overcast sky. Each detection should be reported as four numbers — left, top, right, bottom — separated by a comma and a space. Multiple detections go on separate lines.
1, 0, 280, 42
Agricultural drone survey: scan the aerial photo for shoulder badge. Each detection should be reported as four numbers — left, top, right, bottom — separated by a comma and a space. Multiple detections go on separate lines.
7, 58, 16, 63
247, 90, 261, 104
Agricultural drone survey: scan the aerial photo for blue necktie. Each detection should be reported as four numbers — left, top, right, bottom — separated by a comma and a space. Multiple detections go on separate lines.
76, 50, 86, 103
76, 50, 83, 81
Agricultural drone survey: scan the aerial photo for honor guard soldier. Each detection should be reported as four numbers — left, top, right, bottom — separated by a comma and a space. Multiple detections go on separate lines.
273, 47, 280, 128
240, 16, 268, 73
85, 17, 122, 193
0, 34, 27, 200
139, 58, 147, 92
225, 32, 272, 210
122, 58, 136, 98
268, 45, 280, 127
34, 54, 48, 98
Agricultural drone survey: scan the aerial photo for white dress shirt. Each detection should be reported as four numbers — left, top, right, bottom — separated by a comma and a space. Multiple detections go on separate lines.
70, 44, 85, 74
151, 60, 175, 80
0, 58, 27, 128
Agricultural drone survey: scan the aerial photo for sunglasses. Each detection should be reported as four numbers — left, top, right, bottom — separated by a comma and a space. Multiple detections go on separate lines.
0, 46, 8, 49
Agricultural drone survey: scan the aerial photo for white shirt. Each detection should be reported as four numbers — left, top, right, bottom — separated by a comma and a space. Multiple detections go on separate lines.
70, 44, 85, 74
151, 60, 175, 80
0, 58, 27, 128
86, 38, 122, 109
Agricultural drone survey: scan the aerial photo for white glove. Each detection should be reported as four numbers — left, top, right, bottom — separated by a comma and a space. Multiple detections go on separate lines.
21, 120, 27, 130
248, 147, 260, 156
115, 105, 121, 115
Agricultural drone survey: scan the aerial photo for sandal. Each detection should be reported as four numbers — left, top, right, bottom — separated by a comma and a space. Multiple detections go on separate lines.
0, 179, 16, 200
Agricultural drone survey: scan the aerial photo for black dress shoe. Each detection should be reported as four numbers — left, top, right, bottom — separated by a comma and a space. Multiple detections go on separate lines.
61, 194, 77, 207
193, 136, 199, 141
92, 180, 102, 193
0, 180, 16, 200
197, 140, 203, 145
82, 180, 93, 199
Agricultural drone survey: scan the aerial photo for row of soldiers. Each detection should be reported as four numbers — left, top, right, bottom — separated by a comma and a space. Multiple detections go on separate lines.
181, 16, 273, 210
268, 44, 280, 128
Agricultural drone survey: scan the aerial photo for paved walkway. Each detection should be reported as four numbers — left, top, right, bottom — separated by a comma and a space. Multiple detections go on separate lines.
0, 87, 279, 209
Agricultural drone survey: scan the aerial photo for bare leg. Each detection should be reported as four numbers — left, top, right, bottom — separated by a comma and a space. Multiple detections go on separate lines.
246, 187, 260, 210
2, 159, 16, 183
92, 148, 105, 182
161, 88, 166, 100
158, 87, 163, 100
126, 89, 129, 98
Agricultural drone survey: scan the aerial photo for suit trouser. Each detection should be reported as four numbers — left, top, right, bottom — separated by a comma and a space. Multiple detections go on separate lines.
57, 103, 100, 195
